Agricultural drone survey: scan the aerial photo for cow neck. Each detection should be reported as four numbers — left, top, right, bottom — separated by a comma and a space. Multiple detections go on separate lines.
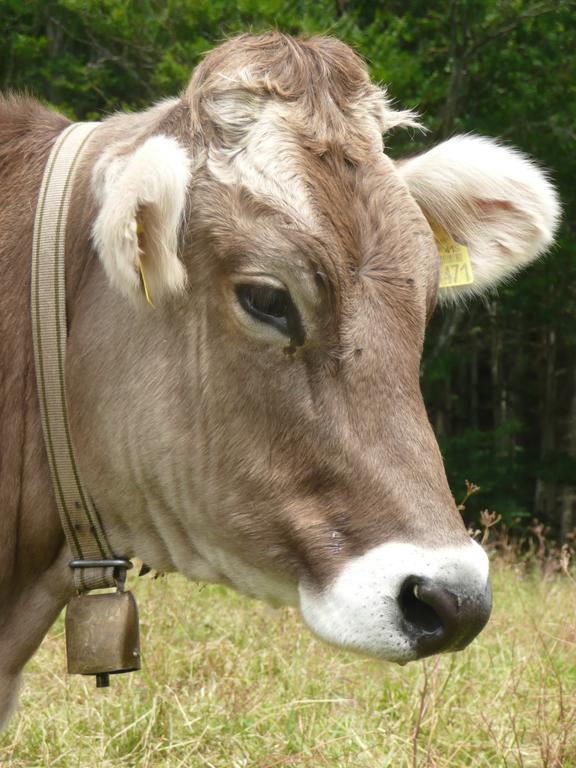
31, 122, 131, 594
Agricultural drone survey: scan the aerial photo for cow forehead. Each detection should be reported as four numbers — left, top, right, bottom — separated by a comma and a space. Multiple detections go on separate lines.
207, 101, 316, 222
203, 99, 435, 294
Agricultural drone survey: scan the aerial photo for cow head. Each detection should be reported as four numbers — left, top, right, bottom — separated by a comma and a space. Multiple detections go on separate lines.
80, 33, 559, 663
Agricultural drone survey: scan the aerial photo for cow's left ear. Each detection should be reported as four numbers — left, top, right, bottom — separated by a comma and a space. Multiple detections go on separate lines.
92, 135, 192, 304
397, 135, 560, 301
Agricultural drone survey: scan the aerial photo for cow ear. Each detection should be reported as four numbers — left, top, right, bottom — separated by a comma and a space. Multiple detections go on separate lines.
92, 135, 191, 304
397, 135, 560, 302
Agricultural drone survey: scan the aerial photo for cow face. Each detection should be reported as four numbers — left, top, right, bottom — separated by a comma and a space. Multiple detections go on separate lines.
87, 34, 559, 663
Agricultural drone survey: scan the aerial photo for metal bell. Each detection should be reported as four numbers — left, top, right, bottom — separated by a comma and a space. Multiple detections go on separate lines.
65, 591, 141, 687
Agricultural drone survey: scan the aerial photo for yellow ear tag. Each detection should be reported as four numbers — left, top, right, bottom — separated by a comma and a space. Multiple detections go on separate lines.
433, 226, 474, 289
138, 261, 155, 308
136, 221, 155, 308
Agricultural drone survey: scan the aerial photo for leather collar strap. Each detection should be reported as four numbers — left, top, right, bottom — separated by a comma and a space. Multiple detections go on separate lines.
31, 122, 120, 593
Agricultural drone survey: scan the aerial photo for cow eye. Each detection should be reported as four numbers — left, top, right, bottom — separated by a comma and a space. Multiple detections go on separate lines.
235, 283, 304, 345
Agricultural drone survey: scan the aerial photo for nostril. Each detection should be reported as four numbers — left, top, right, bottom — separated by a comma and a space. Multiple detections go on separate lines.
399, 578, 444, 635
398, 575, 491, 658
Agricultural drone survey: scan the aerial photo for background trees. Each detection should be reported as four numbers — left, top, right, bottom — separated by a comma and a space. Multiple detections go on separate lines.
2, 0, 574, 538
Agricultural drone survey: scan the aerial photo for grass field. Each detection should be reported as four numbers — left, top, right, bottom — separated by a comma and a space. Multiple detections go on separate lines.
1, 561, 575, 767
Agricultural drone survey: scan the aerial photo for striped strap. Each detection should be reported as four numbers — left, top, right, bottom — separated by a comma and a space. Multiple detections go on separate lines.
31, 122, 116, 592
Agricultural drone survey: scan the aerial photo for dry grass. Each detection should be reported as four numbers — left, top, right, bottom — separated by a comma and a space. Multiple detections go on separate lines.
1, 561, 575, 767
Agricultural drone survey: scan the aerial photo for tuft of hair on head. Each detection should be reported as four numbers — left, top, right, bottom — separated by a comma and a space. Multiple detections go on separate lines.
184, 32, 419, 154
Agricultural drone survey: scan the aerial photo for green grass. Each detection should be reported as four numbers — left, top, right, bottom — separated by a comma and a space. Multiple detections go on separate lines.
2, 562, 575, 767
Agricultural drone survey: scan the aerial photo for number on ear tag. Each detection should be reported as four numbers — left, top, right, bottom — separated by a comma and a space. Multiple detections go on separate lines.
434, 227, 474, 289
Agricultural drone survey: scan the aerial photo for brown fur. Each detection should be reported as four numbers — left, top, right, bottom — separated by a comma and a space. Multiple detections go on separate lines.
0, 34, 464, 726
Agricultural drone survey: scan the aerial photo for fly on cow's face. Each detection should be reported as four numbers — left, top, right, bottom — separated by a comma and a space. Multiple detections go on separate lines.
234, 281, 305, 347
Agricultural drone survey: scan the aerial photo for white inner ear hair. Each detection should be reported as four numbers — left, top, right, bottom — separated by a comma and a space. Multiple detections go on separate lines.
92, 134, 192, 302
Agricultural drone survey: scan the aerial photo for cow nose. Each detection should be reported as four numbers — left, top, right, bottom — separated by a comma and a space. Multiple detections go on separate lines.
398, 576, 492, 657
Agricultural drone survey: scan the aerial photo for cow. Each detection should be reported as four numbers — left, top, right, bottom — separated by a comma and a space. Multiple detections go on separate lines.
0, 32, 559, 728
